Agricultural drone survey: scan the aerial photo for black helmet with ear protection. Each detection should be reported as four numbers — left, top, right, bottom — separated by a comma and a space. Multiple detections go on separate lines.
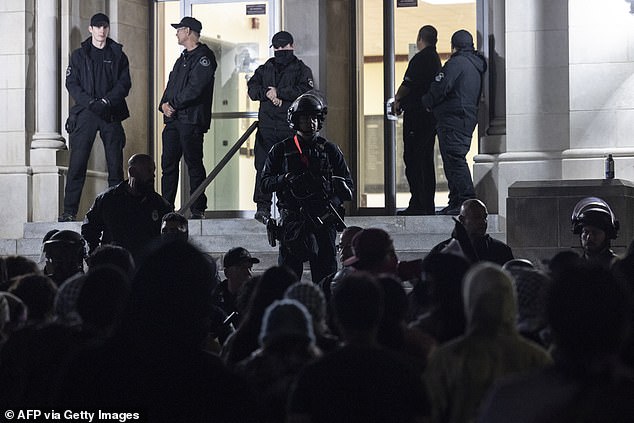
43, 229, 87, 261
287, 92, 328, 130
571, 197, 619, 240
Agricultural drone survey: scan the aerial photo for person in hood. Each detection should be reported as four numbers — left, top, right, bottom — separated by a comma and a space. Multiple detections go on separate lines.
424, 262, 552, 423
248, 31, 315, 224
422, 30, 487, 215
60, 13, 131, 222
159, 17, 217, 219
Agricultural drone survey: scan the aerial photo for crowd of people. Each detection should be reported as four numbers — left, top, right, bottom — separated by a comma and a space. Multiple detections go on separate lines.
1, 193, 633, 422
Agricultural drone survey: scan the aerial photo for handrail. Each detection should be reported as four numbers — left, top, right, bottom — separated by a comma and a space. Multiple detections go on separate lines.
178, 120, 259, 215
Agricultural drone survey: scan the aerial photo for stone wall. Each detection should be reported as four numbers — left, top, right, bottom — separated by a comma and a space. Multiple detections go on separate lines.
0, 0, 35, 238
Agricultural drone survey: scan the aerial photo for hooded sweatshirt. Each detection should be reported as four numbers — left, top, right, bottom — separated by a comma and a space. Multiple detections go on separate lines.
424, 263, 551, 423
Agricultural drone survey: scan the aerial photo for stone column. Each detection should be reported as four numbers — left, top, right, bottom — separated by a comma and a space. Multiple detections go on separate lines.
562, 0, 634, 182
31, 0, 64, 150
31, 0, 66, 222
478, 0, 570, 222
481, 0, 506, 148
473, 0, 507, 212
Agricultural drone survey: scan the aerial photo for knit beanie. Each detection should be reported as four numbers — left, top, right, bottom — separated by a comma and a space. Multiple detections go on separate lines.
259, 299, 316, 347
451, 29, 474, 50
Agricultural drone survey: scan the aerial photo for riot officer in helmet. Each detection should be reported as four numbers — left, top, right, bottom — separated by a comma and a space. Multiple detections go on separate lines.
260, 92, 354, 282
42, 229, 86, 285
571, 197, 619, 269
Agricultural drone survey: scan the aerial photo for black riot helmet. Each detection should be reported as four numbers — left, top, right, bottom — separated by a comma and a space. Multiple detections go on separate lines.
43, 230, 86, 266
42, 230, 86, 284
571, 197, 619, 240
287, 92, 328, 131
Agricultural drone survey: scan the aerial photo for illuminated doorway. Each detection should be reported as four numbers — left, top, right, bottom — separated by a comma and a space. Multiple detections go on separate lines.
356, 0, 477, 210
154, 0, 277, 213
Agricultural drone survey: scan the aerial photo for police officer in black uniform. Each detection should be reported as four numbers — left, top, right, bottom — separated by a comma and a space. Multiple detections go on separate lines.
159, 17, 217, 219
571, 197, 620, 269
82, 154, 173, 260
260, 93, 353, 283
394, 25, 442, 216
422, 30, 487, 215
60, 13, 131, 222
248, 31, 314, 224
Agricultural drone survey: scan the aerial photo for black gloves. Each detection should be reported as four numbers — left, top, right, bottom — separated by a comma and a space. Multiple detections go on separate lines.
88, 98, 111, 119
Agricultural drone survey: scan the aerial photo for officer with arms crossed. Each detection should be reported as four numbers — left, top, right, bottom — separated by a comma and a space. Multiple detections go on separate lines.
60, 13, 131, 222
159, 17, 217, 219
248, 31, 314, 224
260, 93, 353, 283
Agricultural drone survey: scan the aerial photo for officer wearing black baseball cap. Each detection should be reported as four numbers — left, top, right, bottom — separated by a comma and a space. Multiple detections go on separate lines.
211, 247, 260, 325
171, 16, 203, 34
60, 11, 131, 223
90, 13, 110, 27
223, 247, 261, 268
159, 16, 217, 219
270, 31, 293, 48
248, 30, 314, 225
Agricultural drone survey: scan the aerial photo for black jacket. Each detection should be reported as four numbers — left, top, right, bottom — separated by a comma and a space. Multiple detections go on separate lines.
260, 135, 353, 214
160, 43, 217, 132
401, 46, 441, 113
247, 56, 314, 131
81, 182, 173, 258
66, 37, 131, 121
429, 234, 513, 266
422, 48, 487, 135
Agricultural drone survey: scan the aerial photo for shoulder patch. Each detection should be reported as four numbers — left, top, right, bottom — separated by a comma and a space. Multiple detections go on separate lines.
199, 56, 211, 67
152, 210, 159, 222
308, 78, 314, 88
435, 72, 444, 82
66, 66, 72, 77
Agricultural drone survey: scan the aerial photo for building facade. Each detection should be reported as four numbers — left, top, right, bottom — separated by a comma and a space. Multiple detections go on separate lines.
0, 0, 632, 238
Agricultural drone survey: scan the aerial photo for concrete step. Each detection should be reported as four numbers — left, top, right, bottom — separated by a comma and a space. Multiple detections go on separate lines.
6, 216, 507, 275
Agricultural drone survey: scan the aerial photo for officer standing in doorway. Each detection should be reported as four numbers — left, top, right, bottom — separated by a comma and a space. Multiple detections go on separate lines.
260, 92, 353, 283
248, 31, 314, 224
60, 12, 131, 222
422, 30, 487, 215
159, 16, 217, 219
394, 25, 442, 216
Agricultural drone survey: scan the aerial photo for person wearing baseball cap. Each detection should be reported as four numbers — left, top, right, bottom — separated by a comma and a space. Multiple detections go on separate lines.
248, 30, 314, 224
171, 16, 203, 34
60, 12, 131, 222
159, 16, 217, 219
211, 247, 260, 322
270, 30, 293, 48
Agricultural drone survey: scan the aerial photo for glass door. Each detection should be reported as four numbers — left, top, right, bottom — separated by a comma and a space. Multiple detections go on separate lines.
155, 0, 277, 213
356, 0, 477, 209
